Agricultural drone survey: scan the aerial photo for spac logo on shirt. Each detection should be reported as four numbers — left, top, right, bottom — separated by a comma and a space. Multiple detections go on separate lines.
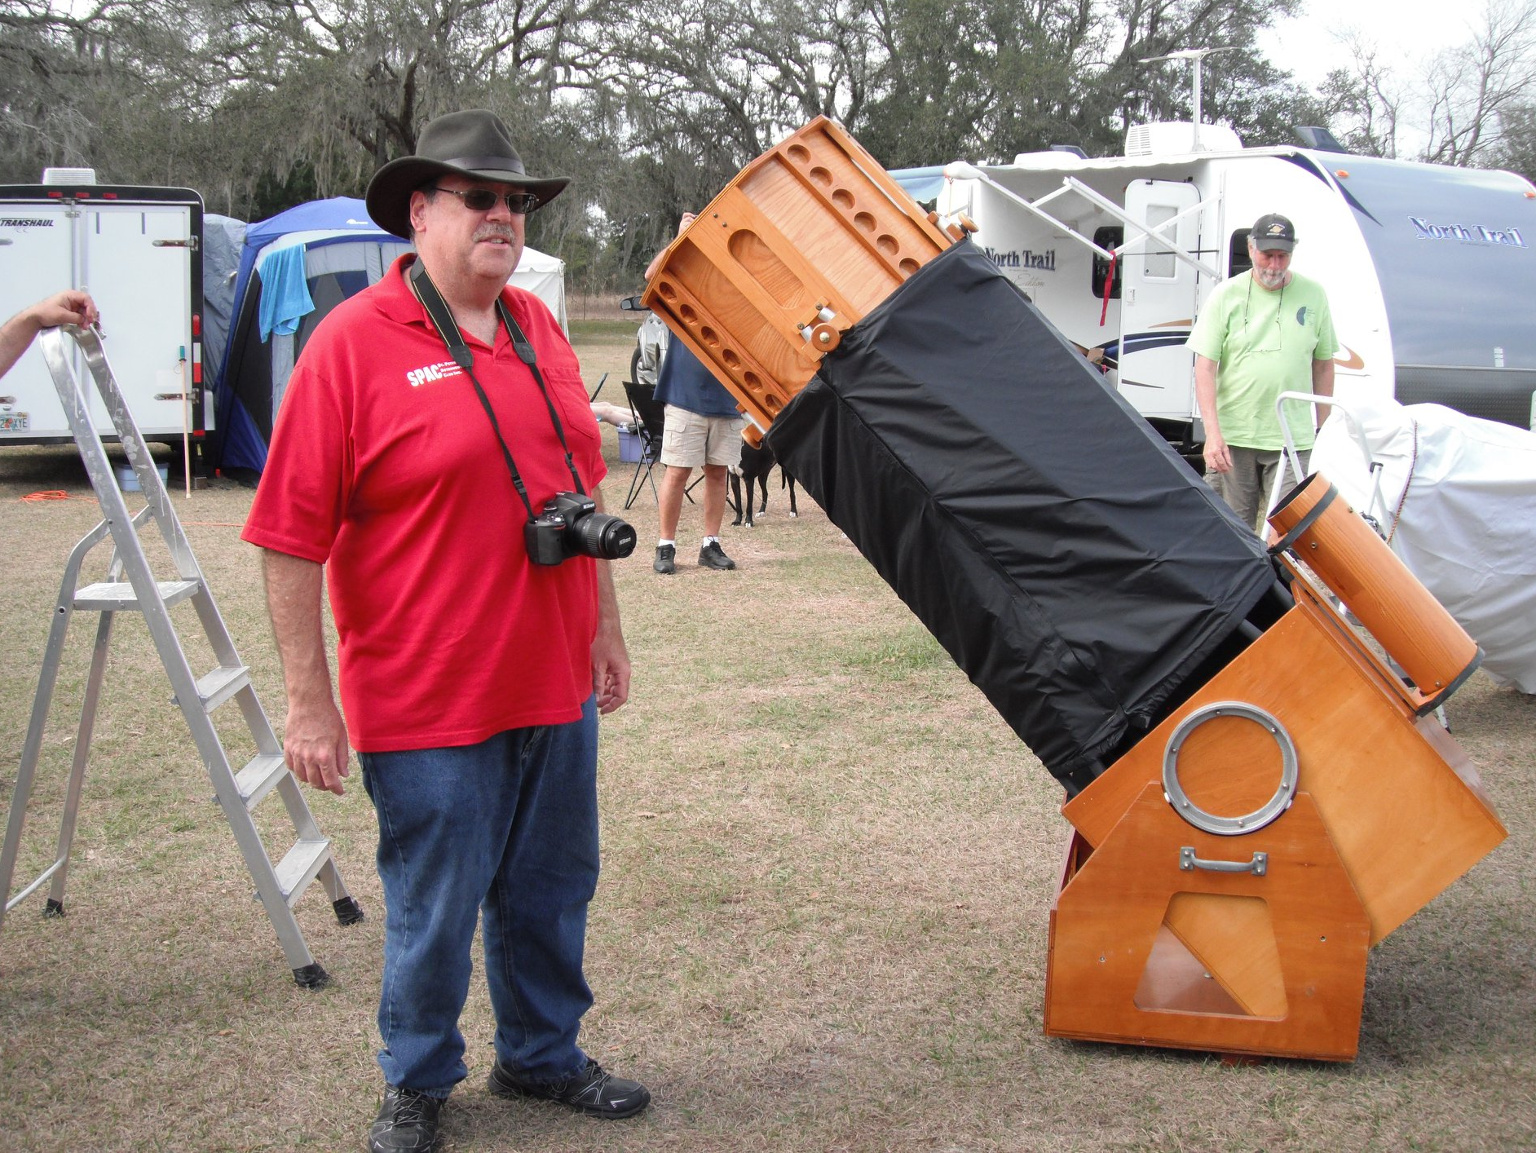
407, 360, 463, 388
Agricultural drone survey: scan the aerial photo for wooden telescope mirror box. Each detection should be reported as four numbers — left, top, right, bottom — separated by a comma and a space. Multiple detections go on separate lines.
642, 117, 1507, 1063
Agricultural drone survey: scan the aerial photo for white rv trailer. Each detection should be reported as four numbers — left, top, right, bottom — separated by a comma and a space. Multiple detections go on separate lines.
0, 172, 205, 451
895, 122, 1536, 453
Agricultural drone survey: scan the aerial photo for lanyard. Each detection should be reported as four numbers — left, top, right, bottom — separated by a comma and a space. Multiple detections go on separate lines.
408, 258, 585, 519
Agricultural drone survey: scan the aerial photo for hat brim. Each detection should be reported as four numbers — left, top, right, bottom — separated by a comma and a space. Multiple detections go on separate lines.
365, 156, 569, 239
1252, 238, 1296, 253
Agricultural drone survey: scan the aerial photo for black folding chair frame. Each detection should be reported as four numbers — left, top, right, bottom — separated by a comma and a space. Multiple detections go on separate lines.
623, 380, 665, 510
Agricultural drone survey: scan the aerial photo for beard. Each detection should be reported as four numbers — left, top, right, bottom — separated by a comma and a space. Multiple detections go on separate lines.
1253, 264, 1289, 290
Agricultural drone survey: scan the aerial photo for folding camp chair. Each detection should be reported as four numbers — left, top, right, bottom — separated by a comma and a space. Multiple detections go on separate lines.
623, 380, 667, 510
620, 380, 704, 510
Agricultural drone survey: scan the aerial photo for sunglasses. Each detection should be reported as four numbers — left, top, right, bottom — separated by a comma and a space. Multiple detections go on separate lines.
431, 186, 541, 215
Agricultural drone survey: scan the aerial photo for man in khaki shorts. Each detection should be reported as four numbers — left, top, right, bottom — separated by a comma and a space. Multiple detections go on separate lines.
650, 338, 745, 573
645, 213, 745, 574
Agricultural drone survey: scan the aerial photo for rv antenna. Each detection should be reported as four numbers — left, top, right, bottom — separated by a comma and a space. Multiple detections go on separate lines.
1142, 46, 1240, 151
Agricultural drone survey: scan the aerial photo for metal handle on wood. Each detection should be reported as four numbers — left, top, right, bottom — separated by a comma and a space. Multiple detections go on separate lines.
1179, 846, 1268, 876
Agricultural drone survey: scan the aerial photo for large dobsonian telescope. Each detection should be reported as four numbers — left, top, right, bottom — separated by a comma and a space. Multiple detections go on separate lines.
642, 118, 1505, 1061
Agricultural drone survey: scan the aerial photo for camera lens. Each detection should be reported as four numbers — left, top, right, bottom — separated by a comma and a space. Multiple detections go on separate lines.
566, 511, 638, 560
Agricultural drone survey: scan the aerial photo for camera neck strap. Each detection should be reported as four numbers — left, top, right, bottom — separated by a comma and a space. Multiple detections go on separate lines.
408, 258, 586, 518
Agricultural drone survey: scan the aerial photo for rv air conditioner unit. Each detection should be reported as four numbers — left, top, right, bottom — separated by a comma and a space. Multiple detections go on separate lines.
1125, 122, 1242, 157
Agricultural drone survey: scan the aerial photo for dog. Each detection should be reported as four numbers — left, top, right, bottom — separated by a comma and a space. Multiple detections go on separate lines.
729, 438, 797, 527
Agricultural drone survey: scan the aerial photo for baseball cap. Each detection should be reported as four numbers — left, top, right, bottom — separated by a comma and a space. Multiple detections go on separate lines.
1251, 213, 1297, 252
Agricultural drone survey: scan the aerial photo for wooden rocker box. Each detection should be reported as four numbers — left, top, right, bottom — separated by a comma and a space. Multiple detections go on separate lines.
1046, 476, 1506, 1061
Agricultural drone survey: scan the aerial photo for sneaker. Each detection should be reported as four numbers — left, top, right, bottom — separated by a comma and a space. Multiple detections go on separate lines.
698, 540, 736, 570
488, 1057, 651, 1119
653, 543, 676, 574
369, 1085, 444, 1153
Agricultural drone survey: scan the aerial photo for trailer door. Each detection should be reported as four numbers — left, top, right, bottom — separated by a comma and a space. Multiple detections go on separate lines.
83, 203, 194, 437
1118, 179, 1202, 424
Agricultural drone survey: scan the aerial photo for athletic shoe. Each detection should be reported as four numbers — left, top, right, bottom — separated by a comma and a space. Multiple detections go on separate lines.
698, 541, 736, 570
653, 543, 676, 574
487, 1057, 651, 1119
369, 1085, 443, 1153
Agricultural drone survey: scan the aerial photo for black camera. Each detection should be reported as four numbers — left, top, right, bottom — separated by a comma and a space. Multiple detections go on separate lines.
524, 492, 638, 566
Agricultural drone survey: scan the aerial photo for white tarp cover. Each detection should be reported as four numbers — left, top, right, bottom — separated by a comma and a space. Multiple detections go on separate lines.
511, 245, 567, 332
1310, 395, 1536, 692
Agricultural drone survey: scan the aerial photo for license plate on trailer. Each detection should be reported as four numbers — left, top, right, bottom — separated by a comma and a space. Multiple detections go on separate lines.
0, 412, 28, 431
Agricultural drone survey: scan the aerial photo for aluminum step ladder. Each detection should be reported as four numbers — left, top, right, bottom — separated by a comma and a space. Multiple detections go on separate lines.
0, 324, 363, 987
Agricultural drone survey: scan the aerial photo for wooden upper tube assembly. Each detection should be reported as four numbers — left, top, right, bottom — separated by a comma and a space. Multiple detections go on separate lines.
1269, 473, 1481, 711
641, 117, 952, 441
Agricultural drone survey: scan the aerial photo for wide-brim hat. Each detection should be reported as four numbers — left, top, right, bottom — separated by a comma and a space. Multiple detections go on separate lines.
365, 109, 570, 239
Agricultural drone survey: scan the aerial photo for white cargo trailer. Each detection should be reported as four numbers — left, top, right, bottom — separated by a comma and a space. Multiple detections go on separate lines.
0, 172, 205, 453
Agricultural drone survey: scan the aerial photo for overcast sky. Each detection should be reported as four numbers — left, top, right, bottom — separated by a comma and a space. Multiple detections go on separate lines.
1247, 0, 1502, 153
1257, 0, 1486, 89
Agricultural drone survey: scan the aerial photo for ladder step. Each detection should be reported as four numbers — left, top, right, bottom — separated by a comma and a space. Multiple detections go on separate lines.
73, 579, 200, 611
234, 753, 289, 809
274, 839, 332, 907
194, 665, 251, 712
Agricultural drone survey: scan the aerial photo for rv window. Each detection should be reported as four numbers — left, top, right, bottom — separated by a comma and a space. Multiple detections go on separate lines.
1229, 229, 1252, 277
1091, 226, 1122, 298
1143, 205, 1178, 279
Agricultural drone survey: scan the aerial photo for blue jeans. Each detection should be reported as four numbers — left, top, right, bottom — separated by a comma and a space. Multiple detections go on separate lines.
359, 697, 600, 1096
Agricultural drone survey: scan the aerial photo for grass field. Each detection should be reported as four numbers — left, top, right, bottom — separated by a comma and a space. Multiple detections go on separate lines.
1, 321, 1534, 1152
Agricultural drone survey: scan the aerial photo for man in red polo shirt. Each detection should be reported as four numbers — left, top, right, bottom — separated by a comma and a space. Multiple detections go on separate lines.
243, 110, 648, 1153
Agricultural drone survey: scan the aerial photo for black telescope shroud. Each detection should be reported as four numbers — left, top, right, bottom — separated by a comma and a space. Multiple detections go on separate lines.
766, 239, 1287, 795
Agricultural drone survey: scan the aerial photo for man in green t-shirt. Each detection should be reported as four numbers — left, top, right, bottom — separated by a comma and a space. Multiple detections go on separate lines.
1186, 213, 1337, 532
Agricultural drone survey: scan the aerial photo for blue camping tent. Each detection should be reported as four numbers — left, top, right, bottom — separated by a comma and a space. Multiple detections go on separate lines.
211, 197, 406, 474
209, 196, 566, 475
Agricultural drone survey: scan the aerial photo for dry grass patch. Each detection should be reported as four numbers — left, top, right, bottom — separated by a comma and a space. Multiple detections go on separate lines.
2, 323, 1535, 1151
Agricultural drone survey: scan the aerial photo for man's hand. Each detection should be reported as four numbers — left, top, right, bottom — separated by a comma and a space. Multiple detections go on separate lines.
1192, 354, 1230, 473
644, 213, 700, 281
1203, 431, 1233, 474
589, 483, 630, 714
30, 290, 99, 331
592, 620, 631, 715
283, 693, 351, 796
260, 548, 351, 795
1, 290, 102, 380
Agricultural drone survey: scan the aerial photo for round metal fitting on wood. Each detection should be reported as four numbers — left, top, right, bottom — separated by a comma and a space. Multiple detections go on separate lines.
1162, 702, 1298, 836
809, 322, 841, 351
